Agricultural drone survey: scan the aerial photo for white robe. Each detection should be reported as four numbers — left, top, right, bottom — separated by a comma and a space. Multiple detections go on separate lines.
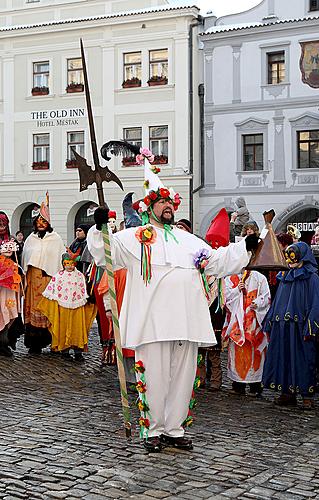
87, 225, 250, 350
22, 232, 65, 277
223, 271, 271, 383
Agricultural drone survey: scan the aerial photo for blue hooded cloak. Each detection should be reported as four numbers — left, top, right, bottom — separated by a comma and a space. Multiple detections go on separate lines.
262, 242, 319, 396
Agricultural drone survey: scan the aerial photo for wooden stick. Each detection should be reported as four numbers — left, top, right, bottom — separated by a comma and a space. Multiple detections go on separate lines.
101, 223, 131, 438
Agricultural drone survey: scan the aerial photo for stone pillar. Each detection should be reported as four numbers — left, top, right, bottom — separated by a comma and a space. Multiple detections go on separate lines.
273, 110, 286, 189
2, 54, 14, 181
204, 117, 215, 188
232, 45, 242, 104
204, 49, 214, 104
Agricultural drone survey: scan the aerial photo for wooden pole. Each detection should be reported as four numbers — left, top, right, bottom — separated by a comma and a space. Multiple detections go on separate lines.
101, 223, 131, 438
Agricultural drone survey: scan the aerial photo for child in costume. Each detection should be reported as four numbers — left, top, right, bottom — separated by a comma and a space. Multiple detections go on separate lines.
262, 242, 319, 409
222, 269, 271, 396
38, 252, 97, 361
0, 240, 22, 356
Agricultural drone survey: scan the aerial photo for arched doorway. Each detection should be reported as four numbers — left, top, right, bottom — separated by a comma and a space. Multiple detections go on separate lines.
277, 206, 319, 245
74, 202, 98, 233
20, 203, 40, 237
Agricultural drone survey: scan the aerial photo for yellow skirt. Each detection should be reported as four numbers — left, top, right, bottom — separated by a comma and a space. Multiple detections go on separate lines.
38, 297, 97, 352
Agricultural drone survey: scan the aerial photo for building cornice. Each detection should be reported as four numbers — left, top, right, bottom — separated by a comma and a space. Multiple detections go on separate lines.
0, 5, 200, 38
205, 97, 319, 115
201, 16, 319, 47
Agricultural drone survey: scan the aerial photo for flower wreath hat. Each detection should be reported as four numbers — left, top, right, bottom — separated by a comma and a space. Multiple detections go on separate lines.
134, 148, 181, 285
135, 148, 181, 225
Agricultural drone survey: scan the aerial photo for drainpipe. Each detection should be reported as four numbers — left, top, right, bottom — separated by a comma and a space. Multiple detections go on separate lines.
188, 16, 203, 228
192, 82, 205, 195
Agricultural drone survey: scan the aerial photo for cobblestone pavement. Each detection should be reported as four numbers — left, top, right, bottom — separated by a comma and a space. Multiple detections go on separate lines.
0, 326, 318, 500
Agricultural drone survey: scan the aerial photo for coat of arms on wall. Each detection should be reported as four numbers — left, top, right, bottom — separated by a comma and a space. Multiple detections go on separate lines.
300, 41, 319, 88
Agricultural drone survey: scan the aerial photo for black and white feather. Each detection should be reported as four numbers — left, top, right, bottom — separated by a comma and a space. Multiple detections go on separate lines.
100, 140, 140, 162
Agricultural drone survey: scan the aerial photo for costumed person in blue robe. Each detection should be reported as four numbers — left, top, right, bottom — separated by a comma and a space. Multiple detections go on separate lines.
262, 242, 319, 409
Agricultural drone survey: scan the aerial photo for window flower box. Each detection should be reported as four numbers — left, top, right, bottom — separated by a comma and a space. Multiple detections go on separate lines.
66, 83, 84, 93
147, 76, 168, 87
122, 156, 139, 167
151, 154, 168, 165
65, 159, 78, 168
31, 86, 49, 96
122, 78, 141, 89
32, 161, 49, 170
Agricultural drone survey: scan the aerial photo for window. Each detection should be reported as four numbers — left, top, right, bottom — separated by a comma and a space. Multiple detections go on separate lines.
122, 128, 142, 166
67, 58, 84, 86
310, 0, 319, 11
149, 126, 168, 163
66, 131, 84, 167
123, 52, 142, 84
267, 51, 285, 84
149, 49, 168, 84
243, 134, 263, 171
33, 134, 50, 169
33, 61, 49, 90
123, 127, 142, 147
297, 130, 319, 168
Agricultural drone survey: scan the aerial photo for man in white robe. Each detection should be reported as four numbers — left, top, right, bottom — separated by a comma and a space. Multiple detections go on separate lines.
88, 195, 258, 452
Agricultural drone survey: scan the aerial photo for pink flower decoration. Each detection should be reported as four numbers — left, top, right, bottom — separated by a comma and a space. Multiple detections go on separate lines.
48, 286, 52, 290
57, 286, 62, 291
140, 147, 152, 157
58, 293, 62, 298
136, 154, 145, 165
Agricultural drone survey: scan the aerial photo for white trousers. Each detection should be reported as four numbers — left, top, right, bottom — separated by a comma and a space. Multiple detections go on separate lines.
135, 341, 198, 438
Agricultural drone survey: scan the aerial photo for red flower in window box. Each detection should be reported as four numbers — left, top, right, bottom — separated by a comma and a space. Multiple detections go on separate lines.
122, 77, 141, 89
147, 75, 168, 86
66, 83, 84, 93
151, 155, 168, 165
31, 86, 49, 96
65, 159, 78, 168
32, 161, 49, 170
122, 156, 138, 166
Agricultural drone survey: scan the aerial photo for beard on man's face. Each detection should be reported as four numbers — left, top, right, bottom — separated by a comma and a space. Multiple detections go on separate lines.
160, 207, 174, 225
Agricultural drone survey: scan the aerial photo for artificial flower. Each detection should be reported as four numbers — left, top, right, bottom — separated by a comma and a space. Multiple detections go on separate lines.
143, 229, 152, 239
150, 165, 161, 174
159, 188, 170, 198
182, 415, 194, 428
149, 191, 157, 201
193, 376, 201, 391
134, 360, 145, 373
139, 417, 150, 429
194, 249, 210, 270
137, 400, 150, 412
135, 225, 157, 246
143, 196, 151, 206
138, 201, 148, 213
189, 398, 197, 410
136, 381, 147, 393
136, 154, 145, 165
140, 147, 152, 157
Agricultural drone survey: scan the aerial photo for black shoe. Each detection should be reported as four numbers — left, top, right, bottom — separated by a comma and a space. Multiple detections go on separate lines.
61, 352, 74, 361
74, 352, 85, 362
28, 347, 42, 355
160, 435, 193, 451
143, 437, 162, 453
0, 345, 13, 357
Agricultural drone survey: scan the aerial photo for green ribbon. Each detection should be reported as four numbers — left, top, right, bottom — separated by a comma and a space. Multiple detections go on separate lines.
149, 207, 179, 244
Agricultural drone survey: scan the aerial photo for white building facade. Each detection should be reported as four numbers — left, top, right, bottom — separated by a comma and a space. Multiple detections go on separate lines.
0, 0, 201, 243
200, 0, 319, 242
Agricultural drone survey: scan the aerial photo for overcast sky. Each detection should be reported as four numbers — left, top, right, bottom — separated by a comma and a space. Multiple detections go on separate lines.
169, 0, 260, 16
